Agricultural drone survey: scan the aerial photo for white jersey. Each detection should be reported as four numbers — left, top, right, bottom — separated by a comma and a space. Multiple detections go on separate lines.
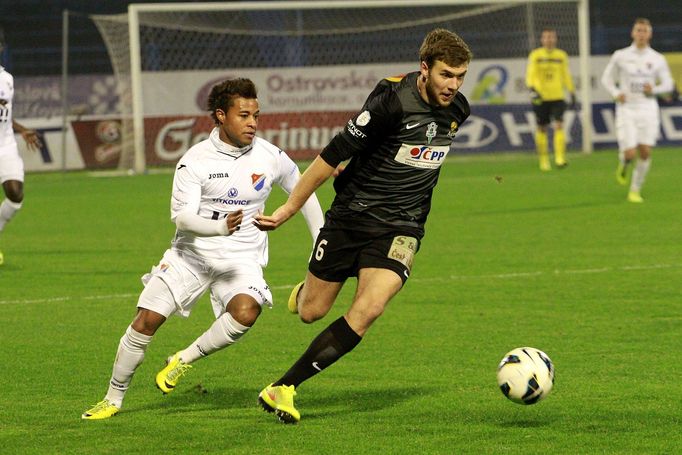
170, 127, 320, 268
0, 66, 17, 147
600, 44, 673, 111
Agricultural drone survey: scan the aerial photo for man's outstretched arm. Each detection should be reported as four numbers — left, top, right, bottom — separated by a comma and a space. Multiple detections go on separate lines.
254, 156, 335, 231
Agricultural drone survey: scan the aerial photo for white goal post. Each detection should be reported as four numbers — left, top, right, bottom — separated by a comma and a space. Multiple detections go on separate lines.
93, 0, 591, 173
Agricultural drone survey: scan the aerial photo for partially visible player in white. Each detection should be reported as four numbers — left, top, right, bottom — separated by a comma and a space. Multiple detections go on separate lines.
82, 78, 324, 420
0, 28, 42, 265
600, 18, 674, 203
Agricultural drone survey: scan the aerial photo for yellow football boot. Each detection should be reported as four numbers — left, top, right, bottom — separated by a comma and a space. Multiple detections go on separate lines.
287, 281, 304, 314
155, 353, 192, 394
82, 399, 120, 420
616, 163, 628, 185
627, 191, 643, 203
258, 384, 300, 424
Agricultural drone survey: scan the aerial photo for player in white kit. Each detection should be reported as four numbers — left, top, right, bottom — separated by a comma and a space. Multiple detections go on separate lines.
600, 18, 674, 203
82, 78, 324, 419
0, 29, 43, 265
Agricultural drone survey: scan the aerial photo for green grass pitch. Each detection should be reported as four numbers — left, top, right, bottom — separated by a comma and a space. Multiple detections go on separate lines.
1, 148, 680, 454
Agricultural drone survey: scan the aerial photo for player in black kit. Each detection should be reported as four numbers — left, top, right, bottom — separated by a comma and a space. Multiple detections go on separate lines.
254, 28, 472, 423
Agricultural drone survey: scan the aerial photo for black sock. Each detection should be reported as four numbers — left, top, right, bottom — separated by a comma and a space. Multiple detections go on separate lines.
274, 316, 362, 388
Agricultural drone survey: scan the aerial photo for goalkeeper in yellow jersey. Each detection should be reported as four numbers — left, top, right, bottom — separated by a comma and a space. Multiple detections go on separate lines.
526, 28, 576, 171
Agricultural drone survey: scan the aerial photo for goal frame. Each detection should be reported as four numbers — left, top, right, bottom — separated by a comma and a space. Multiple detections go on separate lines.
126, 0, 592, 173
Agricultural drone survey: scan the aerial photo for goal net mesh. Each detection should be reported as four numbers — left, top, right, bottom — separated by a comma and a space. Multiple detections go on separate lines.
91, 2, 580, 170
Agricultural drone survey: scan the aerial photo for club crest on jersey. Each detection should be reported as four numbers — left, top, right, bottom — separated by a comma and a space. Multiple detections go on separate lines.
448, 121, 459, 138
252, 173, 266, 191
356, 110, 371, 126
394, 144, 450, 169
425, 122, 438, 144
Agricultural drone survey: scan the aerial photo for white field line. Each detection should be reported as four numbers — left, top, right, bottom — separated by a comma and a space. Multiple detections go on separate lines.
2, 262, 680, 306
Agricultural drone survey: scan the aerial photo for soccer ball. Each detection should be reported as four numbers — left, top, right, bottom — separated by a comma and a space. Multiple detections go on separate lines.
496, 347, 555, 405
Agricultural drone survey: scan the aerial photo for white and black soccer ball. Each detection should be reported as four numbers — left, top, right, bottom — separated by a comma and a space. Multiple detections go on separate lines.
497, 347, 555, 405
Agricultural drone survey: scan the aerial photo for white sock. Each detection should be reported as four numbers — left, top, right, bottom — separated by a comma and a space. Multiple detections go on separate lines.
0, 199, 22, 232
105, 326, 153, 408
630, 158, 651, 193
178, 312, 250, 364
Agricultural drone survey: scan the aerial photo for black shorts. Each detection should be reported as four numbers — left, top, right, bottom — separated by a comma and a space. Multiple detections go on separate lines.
308, 227, 420, 285
533, 100, 566, 126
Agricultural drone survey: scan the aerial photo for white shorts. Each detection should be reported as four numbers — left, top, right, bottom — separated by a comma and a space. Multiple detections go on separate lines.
615, 104, 660, 153
137, 248, 273, 319
0, 142, 24, 183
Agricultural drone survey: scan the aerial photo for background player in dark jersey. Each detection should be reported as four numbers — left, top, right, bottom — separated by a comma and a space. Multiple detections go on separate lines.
254, 28, 472, 423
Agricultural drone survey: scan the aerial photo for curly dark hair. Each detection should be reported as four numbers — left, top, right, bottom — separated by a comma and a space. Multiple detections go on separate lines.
207, 78, 258, 125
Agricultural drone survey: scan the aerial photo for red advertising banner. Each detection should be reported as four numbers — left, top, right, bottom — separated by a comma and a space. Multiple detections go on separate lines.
71, 119, 125, 169
72, 111, 354, 169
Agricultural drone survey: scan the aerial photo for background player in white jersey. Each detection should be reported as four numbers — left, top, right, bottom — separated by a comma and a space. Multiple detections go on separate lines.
0, 28, 42, 265
82, 78, 324, 420
600, 18, 673, 203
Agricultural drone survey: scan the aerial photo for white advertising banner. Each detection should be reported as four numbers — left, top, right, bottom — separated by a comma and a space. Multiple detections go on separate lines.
12, 55, 681, 171
140, 56, 616, 116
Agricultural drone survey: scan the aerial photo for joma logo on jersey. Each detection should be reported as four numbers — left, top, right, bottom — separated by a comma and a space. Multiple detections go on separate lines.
394, 144, 449, 169
209, 172, 228, 179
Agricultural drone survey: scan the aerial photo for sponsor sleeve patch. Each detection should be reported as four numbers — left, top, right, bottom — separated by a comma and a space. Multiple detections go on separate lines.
387, 235, 417, 271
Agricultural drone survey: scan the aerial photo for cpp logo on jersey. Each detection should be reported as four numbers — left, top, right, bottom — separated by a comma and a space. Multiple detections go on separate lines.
252, 173, 266, 191
394, 144, 450, 169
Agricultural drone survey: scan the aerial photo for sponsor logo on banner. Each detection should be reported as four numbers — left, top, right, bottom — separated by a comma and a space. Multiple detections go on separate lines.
71, 120, 122, 168
394, 144, 449, 169
96, 120, 121, 143
470, 65, 508, 104
195, 76, 234, 111
68, 104, 682, 171
451, 115, 499, 149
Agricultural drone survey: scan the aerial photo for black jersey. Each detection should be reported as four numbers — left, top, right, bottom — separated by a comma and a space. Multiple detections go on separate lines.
319, 71, 470, 239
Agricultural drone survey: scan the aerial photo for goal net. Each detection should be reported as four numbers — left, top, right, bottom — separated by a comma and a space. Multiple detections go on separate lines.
91, 0, 590, 172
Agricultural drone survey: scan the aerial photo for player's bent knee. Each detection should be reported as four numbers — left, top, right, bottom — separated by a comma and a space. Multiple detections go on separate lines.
131, 308, 166, 336
3, 182, 24, 203
6, 192, 23, 203
226, 296, 261, 327
298, 306, 326, 324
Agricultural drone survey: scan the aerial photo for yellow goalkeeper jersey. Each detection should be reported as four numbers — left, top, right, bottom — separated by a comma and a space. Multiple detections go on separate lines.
525, 47, 575, 101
